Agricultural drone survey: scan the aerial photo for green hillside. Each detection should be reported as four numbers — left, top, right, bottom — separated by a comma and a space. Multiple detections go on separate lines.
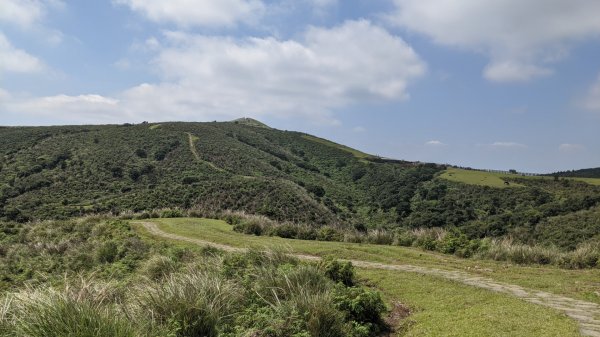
1, 121, 600, 250
552, 167, 600, 179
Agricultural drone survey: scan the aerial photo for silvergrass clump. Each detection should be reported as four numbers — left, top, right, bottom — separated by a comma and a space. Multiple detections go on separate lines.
141, 255, 179, 280
132, 268, 240, 337
253, 264, 331, 306
476, 239, 558, 265
563, 241, 600, 268
366, 229, 394, 245
2, 279, 133, 337
475, 239, 600, 268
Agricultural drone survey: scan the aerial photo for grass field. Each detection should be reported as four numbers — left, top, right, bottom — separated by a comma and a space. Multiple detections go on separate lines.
133, 218, 600, 336
440, 167, 600, 188
139, 218, 600, 304
361, 269, 579, 337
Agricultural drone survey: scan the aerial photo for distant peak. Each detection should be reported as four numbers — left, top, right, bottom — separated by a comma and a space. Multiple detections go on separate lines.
232, 117, 270, 128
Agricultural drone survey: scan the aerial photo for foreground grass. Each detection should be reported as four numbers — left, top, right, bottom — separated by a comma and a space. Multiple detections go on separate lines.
359, 268, 579, 337
441, 167, 600, 188
144, 218, 600, 305
135, 218, 587, 336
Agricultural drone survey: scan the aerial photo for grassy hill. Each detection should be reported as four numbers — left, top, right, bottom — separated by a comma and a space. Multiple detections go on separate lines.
1, 121, 600, 251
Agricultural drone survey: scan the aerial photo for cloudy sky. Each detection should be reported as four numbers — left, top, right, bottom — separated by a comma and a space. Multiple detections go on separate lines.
1, 0, 600, 172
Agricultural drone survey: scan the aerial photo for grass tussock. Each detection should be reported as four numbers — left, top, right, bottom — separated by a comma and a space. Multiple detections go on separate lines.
0, 247, 388, 337
2, 277, 133, 337
477, 239, 600, 268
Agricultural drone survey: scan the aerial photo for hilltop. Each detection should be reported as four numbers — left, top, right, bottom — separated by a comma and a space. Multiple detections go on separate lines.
1, 120, 600, 250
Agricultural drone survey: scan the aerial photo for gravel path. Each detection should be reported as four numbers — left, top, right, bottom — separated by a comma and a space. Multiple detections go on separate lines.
140, 221, 600, 337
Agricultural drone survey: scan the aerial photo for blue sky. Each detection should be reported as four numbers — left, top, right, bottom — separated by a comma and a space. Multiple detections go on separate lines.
1, 0, 600, 173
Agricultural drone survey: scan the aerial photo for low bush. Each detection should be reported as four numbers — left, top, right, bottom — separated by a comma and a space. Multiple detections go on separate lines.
160, 208, 184, 218
319, 257, 355, 287
317, 227, 344, 242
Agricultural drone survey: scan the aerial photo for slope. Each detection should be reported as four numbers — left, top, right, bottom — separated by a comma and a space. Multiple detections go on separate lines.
1, 121, 600, 250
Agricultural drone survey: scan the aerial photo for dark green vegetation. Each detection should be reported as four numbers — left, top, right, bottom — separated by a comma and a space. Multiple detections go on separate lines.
0, 217, 387, 337
552, 167, 600, 179
1, 121, 600, 261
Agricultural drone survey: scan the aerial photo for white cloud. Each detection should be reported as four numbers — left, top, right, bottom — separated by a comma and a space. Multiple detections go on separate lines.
0, 0, 45, 27
0, 33, 44, 73
582, 74, 600, 111
489, 142, 527, 149
2, 21, 425, 125
4, 94, 122, 124
425, 140, 446, 146
388, 0, 600, 82
558, 143, 585, 152
352, 126, 366, 133
114, 0, 265, 28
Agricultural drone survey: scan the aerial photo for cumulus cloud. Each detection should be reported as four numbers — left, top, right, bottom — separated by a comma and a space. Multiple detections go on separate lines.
0, 0, 45, 27
425, 140, 446, 146
0, 33, 44, 73
582, 74, 600, 111
114, 0, 265, 28
2, 21, 425, 125
388, 0, 600, 82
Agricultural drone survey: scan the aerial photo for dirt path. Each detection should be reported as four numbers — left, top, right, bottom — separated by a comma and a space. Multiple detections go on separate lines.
186, 132, 225, 172
140, 221, 600, 337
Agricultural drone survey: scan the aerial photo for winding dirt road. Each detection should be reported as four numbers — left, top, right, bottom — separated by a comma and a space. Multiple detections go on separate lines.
140, 221, 600, 337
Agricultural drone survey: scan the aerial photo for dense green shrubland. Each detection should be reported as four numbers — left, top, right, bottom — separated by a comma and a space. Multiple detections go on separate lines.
0, 217, 388, 336
2, 121, 600, 253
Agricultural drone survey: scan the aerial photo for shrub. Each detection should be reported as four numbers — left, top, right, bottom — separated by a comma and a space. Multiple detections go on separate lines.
296, 226, 317, 240
319, 258, 355, 287
182, 176, 200, 185
317, 227, 343, 242
95, 241, 118, 263
233, 219, 264, 236
160, 209, 184, 218
393, 230, 417, 247
271, 224, 299, 239
333, 286, 387, 333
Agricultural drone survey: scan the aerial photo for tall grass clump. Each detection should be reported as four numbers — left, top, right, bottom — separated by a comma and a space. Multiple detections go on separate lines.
2, 279, 133, 337
141, 254, 179, 280
477, 239, 559, 265
133, 268, 240, 337
476, 239, 600, 268
562, 241, 600, 269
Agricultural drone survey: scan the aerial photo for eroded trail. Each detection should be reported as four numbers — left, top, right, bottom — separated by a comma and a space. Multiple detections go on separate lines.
140, 221, 600, 337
